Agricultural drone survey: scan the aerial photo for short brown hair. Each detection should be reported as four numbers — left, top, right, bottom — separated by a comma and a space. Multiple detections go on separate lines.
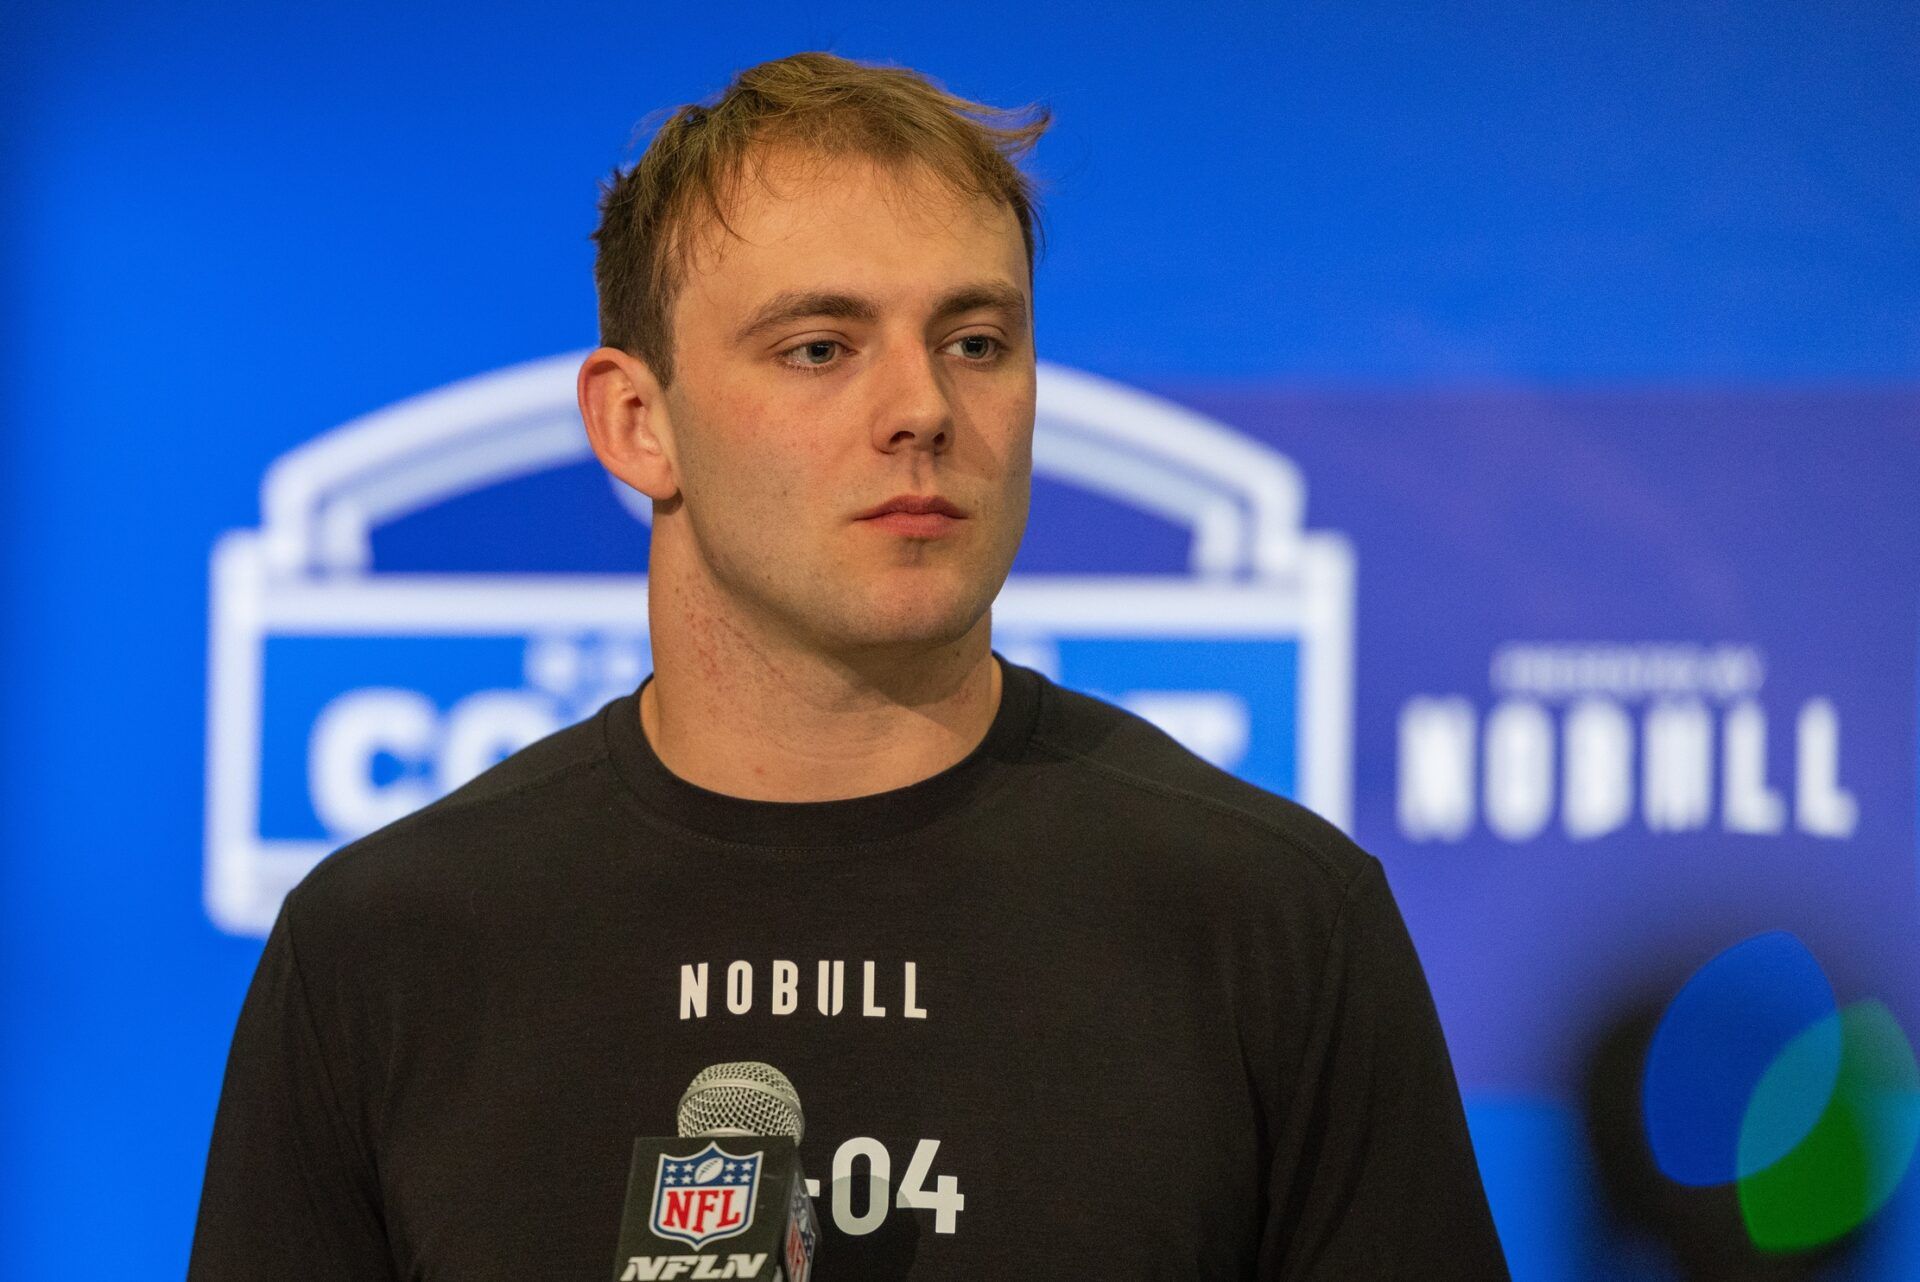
590, 52, 1050, 386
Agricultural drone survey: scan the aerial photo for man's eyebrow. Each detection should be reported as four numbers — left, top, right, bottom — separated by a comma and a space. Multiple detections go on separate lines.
928, 282, 1030, 330
732, 290, 879, 344
732, 281, 1029, 345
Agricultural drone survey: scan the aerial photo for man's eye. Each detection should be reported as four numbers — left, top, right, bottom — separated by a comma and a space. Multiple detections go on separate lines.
782, 340, 844, 371
948, 335, 1002, 361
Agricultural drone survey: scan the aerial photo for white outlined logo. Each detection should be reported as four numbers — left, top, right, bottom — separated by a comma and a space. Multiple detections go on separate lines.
652, 1142, 763, 1249
205, 355, 1353, 934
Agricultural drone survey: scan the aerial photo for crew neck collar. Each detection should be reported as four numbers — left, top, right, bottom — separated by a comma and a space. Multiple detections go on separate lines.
601, 653, 1043, 849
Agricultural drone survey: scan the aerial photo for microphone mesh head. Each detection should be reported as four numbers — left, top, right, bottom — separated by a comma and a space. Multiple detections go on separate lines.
676, 1061, 805, 1141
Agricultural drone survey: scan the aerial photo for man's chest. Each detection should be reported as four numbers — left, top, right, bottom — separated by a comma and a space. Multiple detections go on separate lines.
372, 923, 1272, 1280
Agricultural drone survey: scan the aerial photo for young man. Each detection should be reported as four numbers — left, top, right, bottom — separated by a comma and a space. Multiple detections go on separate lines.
190, 53, 1508, 1279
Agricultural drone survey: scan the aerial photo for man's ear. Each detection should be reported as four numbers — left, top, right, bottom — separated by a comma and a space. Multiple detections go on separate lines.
578, 346, 679, 502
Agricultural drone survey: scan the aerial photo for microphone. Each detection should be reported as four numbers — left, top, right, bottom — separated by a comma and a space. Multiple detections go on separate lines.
677, 1061, 805, 1141
611, 1062, 820, 1282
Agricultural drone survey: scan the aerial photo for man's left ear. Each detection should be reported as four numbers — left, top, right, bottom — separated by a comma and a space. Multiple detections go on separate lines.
577, 346, 679, 501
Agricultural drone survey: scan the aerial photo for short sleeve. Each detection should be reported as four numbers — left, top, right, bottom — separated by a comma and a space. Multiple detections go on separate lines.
188, 898, 397, 1280
1257, 859, 1509, 1279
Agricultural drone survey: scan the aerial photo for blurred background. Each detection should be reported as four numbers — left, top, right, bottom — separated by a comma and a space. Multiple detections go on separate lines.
3, 2, 1917, 1277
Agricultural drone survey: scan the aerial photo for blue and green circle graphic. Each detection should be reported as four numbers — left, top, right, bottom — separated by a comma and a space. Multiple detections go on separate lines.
1643, 932, 1920, 1250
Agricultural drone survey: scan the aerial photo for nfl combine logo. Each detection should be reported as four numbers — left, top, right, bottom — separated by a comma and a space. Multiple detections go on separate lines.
652, 1143, 762, 1248
204, 353, 1352, 937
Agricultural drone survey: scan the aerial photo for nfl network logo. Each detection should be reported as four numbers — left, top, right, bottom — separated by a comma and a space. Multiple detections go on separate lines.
652, 1142, 763, 1249
204, 354, 1354, 935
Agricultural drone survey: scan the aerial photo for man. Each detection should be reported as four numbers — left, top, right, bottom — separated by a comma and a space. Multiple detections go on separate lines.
190, 52, 1508, 1279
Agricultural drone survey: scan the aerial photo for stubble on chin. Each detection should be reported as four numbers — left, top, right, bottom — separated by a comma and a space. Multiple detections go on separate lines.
797, 568, 992, 655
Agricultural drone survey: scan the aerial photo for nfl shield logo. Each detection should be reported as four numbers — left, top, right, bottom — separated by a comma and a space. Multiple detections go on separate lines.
783, 1192, 816, 1282
651, 1142, 763, 1248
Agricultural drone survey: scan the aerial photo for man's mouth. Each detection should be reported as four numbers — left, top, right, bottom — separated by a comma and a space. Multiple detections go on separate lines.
855, 494, 967, 538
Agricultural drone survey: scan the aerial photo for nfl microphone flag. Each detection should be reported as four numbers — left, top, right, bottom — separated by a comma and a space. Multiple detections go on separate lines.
612, 1135, 816, 1282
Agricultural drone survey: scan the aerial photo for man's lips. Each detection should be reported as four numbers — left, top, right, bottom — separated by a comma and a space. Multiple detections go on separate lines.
855, 495, 967, 520
855, 494, 967, 538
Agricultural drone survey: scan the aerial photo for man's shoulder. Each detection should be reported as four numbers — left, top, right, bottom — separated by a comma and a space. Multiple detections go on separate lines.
284, 697, 625, 924
1025, 674, 1375, 901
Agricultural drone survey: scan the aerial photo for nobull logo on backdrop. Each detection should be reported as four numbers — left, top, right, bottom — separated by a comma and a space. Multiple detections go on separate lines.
1397, 643, 1857, 844
204, 354, 1353, 935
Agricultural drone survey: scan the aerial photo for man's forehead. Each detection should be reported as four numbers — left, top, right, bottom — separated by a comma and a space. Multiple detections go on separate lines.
710, 144, 1001, 237
675, 146, 1025, 313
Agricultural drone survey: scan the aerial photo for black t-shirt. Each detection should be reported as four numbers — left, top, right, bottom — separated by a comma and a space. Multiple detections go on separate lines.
189, 656, 1508, 1279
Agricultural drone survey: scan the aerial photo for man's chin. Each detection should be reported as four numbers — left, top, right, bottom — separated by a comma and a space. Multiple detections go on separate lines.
816, 590, 994, 657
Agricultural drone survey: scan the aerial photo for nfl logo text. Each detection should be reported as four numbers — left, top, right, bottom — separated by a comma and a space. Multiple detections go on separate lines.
652, 1143, 762, 1249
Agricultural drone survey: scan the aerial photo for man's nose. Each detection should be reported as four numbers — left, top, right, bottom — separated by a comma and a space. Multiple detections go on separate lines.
869, 341, 953, 454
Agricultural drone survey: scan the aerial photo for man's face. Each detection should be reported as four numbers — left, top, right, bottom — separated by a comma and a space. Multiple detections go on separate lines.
656, 147, 1035, 658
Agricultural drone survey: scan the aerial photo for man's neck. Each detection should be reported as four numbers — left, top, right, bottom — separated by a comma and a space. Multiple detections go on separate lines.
639, 603, 1004, 804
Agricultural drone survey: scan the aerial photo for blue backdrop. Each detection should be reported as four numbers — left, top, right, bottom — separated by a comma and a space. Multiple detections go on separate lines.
5, 4, 1918, 1277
